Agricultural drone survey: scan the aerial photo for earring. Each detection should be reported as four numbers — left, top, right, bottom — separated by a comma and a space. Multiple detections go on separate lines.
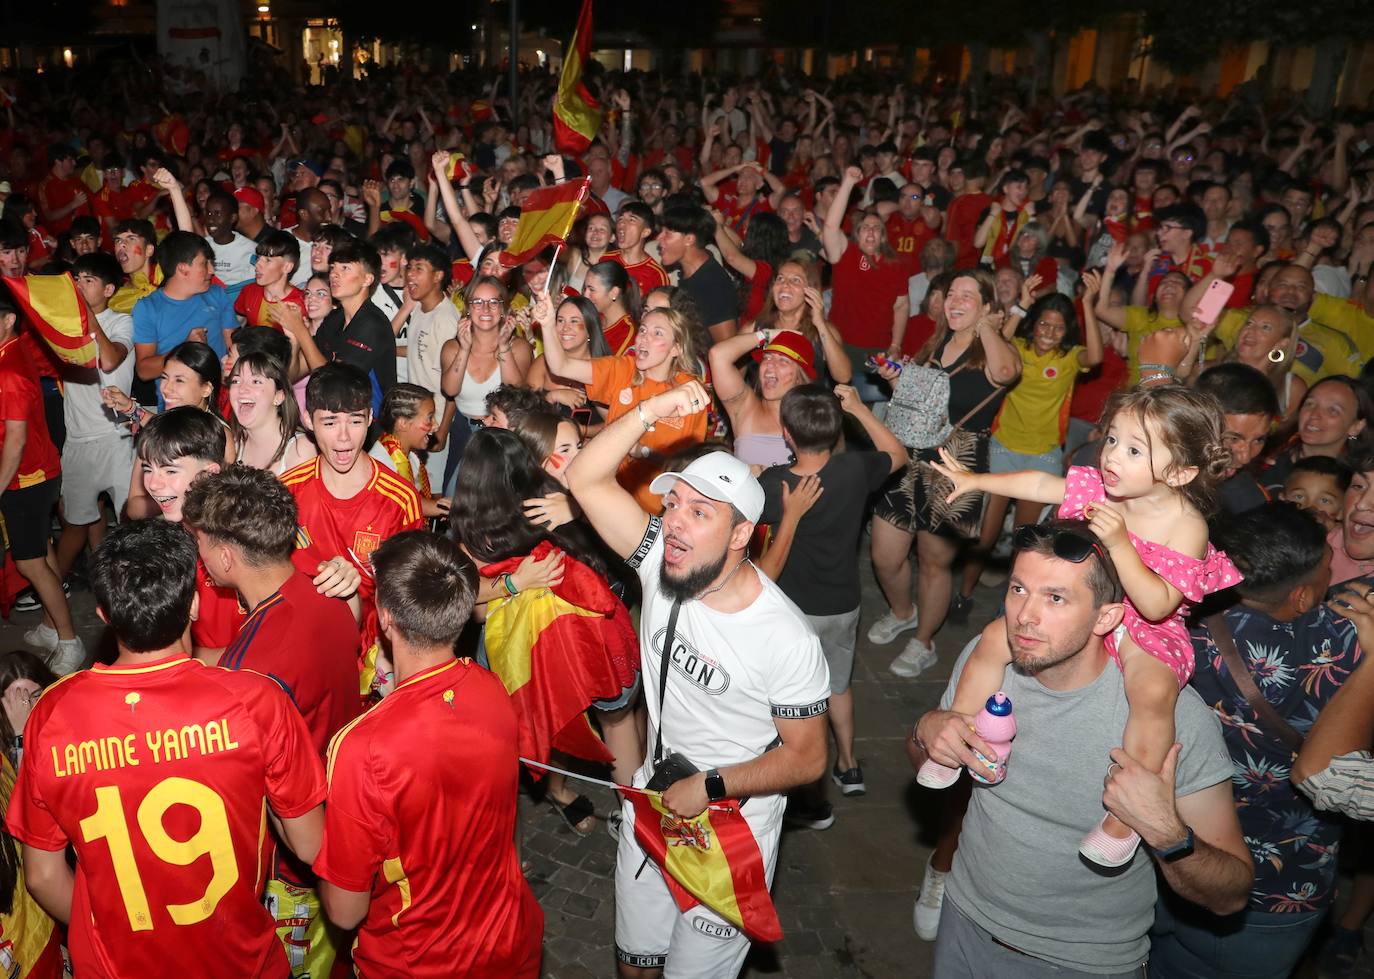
1267, 348, 1286, 364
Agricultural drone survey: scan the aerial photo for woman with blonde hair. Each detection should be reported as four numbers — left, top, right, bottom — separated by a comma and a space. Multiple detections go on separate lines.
746, 255, 850, 385
535, 298, 707, 512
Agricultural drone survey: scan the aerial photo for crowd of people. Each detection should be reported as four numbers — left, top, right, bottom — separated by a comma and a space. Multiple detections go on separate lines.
1, 52, 1374, 977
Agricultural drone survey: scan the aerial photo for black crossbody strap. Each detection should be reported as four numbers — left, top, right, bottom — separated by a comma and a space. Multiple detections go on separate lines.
653, 599, 683, 767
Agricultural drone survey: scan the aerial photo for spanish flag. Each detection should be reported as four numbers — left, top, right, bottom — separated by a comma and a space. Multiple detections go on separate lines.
499, 178, 590, 269
553, 0, 603, 155
623, 790, 784, 943
480, 542, 640, 771
2, 273, 97, 368
153, 113, 191, 158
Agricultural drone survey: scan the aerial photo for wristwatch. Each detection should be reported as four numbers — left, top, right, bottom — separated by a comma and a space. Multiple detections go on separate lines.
704, 769, 727, 802
1153, 825, 1195, 862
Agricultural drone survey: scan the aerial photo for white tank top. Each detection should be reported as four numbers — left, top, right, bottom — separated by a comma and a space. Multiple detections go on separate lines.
455, 362, 502, 419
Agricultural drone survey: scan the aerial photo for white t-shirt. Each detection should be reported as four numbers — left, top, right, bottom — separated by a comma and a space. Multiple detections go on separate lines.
406, 300, 460, 398
627, 515, 830, 829
63, 307, 136, 442
208, 232, 257, 289
289, 237, 314, 289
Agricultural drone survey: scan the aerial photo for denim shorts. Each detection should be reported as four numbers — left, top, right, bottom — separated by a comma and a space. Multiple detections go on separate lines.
989, 438, 1064, 477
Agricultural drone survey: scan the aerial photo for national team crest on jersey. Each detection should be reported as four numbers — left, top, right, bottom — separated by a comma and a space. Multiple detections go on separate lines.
1294, 339, 1322, 373
352, 531, 382, 560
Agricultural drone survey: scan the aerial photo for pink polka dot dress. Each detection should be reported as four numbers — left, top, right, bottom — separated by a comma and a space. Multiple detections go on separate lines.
1058, 466, 1242, 686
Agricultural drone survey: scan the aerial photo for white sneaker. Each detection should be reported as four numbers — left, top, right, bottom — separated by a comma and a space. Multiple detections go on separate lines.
866, 609, 919, 645
47, 638, 86, 676
914, 857, 948, 941
889, 638, 936, 678
23, 623, 59, 652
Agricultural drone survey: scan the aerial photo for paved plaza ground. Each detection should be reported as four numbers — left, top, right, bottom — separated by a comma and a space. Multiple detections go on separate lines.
8, 551, 1374, 978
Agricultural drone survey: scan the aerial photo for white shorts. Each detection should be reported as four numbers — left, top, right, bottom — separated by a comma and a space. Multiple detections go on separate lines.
614, 792, 782, 979
60, 434, 134, 525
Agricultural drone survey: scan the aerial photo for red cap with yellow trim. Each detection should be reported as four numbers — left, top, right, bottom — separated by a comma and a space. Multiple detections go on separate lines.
751, 330, 816, 380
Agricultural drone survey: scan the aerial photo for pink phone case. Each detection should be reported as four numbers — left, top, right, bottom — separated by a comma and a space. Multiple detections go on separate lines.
1194, 278, 1235, 325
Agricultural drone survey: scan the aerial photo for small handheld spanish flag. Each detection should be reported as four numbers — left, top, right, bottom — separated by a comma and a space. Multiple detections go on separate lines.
623, 789, 784, 943
499, 177, 590, 270
2, 273, 97, 368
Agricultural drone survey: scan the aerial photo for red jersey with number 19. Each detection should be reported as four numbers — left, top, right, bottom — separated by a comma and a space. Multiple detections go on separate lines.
314, 659, 542, 978
6, 656, 325, 979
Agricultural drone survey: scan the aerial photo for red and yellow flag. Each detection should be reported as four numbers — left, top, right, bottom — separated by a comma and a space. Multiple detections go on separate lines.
623, 790, 783, 943
153, 114, 190, 158
499, 177, 590, 269
480, 542, 640, 770
553, 0, 603, 155
3, 273, 97, 368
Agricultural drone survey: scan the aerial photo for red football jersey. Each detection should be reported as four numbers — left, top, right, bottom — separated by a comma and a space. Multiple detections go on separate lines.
280, 457, 423, 605
233, 283, 306, 330
314, 659, 542, 978
219, 572, 361, 757
7, 656, 325, 978
609, 252, 670, 301
193, 558, 245, 652
886, 212, 937, 273
0, 336, 59, 490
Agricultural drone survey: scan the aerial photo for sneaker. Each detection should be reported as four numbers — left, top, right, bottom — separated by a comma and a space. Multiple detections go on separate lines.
783, 798, 835, 830
916, 758, 962, 789
1320, 925, 1364, 977
12, 581, 70, 614
831, 763, 866, 796
47, 637, 86, 676
945, 593, 973, 625
1078, 816, 1141, 869
23, 622, 59, 652
889, 638, 936, 678
866, 609, 919, 645
913, 857, 948, 941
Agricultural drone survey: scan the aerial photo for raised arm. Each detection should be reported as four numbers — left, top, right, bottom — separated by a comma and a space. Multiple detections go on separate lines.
837, 385, 905, 473
431, 151, 482, 261
153, 168, 195, 233
1078, 270, 1106, 367
823, 167, 860, 264
567, 381, 710, 559
528, 295, 593, 385
699, 163, 742, 206
1094, 244, 1128, 330
713, 214, 756, 280
707, 329, 761, 426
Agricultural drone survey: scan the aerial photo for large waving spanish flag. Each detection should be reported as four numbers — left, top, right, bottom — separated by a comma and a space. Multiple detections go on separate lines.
480, 542, 639, 770
623, 790, 783, 943
499, 177, 590, 269
553, 0, 603, 155
2, 273, 97, 368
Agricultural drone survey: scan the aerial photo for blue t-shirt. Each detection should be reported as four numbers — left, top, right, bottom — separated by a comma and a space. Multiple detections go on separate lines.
131, 286, 233, 359
1189, 600, 1364, 913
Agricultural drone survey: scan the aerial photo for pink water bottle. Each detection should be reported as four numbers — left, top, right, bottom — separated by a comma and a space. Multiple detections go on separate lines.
969, 692, 1016, 785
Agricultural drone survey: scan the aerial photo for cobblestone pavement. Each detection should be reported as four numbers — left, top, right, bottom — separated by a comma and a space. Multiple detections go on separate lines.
12, 557, 1374, 978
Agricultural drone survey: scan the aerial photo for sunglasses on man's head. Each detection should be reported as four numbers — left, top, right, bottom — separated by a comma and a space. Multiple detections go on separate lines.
1011, 524, 1121, 591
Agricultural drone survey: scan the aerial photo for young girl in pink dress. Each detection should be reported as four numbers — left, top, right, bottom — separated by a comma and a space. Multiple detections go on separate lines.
923, 384, 1240, 867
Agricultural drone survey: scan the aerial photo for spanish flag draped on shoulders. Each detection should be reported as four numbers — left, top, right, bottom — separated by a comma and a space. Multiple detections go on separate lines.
479, 540, 639, 768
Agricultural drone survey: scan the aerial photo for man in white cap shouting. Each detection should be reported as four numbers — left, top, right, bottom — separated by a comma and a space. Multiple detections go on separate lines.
567, 379, 831, 979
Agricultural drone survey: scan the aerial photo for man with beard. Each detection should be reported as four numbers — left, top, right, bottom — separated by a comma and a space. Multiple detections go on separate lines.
912, 520, 1252, 977
566, 379, 830, 979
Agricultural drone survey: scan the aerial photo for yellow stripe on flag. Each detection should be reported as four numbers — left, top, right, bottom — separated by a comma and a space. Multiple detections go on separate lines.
484, 587, 601, 694
553, 0, 603, 154
647, 794, 747, 930
3, 273, 97, 368
500, 178, 589, 268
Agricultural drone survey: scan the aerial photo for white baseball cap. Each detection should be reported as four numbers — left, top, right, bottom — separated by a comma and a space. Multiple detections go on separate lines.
649, 451, 764, 523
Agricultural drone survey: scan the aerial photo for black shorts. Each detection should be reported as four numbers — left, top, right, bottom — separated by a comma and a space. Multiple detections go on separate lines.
874, 429, 990, 539
0, 479, 58, 561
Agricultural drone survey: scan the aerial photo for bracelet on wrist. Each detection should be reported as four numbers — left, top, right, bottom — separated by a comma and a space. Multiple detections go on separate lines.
637, 402, 656, 432
499, 573, 519, 597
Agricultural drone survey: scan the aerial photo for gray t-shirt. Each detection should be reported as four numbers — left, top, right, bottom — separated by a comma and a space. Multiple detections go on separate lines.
939, 637, 1232, 974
